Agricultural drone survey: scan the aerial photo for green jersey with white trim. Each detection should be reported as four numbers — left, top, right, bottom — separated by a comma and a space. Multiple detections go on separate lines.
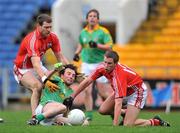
79, 25, 113, 63
40, 76, 73, 106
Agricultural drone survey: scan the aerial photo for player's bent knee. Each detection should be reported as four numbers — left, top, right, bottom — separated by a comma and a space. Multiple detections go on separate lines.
32, 82, 43, 92
57, 104, 67, 113
98, 108, 106, 115
123, 120, 134, 126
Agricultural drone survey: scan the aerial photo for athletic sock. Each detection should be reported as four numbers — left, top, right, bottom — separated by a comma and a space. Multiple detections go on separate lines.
85, 111, 93, 120
32, 115, 36, 118
149, 119, 160, 126
36, 114, 45, 121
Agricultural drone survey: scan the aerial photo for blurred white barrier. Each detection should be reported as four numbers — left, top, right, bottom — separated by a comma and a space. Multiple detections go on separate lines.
0, 68, 30, 109
117, 0, 148, 44
0, 68, 8, 109
52, 0, 148, 59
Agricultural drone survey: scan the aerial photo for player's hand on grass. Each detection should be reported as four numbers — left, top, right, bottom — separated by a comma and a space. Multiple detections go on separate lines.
63, 96, 74, 109
82, 118, 89, 126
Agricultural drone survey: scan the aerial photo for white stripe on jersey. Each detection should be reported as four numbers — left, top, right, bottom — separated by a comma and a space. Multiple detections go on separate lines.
30, 31, 36, 56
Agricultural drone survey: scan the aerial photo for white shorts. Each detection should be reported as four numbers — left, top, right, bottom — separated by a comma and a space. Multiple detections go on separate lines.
35, 103, 63, 126
13, 64, 48, 84
81, 62, 108, 83
124, 83, 147, 109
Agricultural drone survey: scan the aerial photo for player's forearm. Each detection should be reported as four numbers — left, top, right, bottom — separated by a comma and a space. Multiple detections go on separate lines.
72, 77, 92, 98
55, 52, 69, 64
74, 44, 82, 54
60, 56, 69, 64
113, 98, 122, 126
34, 64, 47, 81
97, 44, 112, 51
31, 56, 46, 79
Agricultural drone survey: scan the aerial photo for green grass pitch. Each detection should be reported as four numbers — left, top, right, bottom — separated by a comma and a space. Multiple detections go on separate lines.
0, 110, 179, 133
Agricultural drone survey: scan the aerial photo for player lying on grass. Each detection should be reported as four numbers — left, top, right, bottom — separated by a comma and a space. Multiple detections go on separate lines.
63, 51, 170, 126
27, 64, 88, 126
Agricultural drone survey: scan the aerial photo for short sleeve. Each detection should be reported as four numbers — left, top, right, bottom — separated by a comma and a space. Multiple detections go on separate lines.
103, 31, 113, 48
90, 67, 104, 81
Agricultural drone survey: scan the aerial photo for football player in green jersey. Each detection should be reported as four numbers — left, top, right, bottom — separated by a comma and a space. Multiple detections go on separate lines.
73, 9, 113, 120
27, 64, 78, 125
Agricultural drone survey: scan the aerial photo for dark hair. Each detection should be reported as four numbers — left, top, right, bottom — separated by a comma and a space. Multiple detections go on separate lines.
59, 64, 78, 78
36, 14, 52, 26
104, 51, 119, 63
86, 9, 99, 19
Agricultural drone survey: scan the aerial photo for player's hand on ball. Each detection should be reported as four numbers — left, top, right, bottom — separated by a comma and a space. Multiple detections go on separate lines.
89, 40, 97, 48
63, 96, 74, 109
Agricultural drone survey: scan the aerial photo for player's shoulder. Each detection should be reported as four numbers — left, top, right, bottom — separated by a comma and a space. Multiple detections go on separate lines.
96, 63, 106, 71
116, 63, 127, 71
25, 30, 35, 38
79, 29, 87, 38
99, 26, 110, 34
80, 28, 87, 34
118, 63, 131, 69
117, 63, 138, 75
118, 63, 127, 68
22, 30, 36, 42
50, 32, 58, 38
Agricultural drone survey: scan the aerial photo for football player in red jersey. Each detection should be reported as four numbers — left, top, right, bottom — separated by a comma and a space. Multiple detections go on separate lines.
65, 50, 170, 126
13, 14, 69, 122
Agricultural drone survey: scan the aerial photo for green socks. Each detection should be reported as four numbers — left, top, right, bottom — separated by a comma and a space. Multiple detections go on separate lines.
36, 114, 45, 121
85, 111, 93, 121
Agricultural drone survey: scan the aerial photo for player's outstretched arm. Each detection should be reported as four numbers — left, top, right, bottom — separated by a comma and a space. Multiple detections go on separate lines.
113, 98, 123, 126
63, 76, 93, 109
71, 76, 93, 98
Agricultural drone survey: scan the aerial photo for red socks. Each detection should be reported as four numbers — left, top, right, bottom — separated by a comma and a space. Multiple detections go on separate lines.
149, 119, 160, 126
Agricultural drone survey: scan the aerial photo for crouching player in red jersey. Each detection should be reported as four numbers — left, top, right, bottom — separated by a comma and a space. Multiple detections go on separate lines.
64, 51, 170, 127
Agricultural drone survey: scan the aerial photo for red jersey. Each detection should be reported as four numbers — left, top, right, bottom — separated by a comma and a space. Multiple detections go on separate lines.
14, 28, 61, 68
90, 63, 143, 98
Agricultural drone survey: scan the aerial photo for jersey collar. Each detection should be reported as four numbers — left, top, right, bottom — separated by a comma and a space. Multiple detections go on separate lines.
36, 27, 50, 39
85, 24, 100, 32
